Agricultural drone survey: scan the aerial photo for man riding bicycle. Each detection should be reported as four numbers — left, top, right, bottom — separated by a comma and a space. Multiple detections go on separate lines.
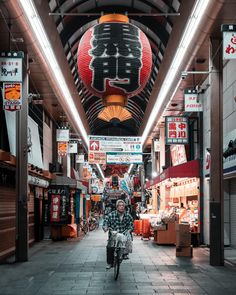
103, 199, 134, 269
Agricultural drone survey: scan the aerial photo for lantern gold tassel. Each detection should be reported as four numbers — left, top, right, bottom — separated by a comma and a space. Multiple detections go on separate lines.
99, 14, 129, 24
98, 106, 132, 122
104, 94, 127, 107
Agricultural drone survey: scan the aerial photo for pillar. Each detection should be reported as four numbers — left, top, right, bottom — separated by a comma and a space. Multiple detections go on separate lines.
160, 126, 166, 173
209, 38, 224, 266
16, 53, 28, 261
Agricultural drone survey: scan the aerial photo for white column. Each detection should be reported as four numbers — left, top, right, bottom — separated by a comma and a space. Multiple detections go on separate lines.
160, 126, 166, 173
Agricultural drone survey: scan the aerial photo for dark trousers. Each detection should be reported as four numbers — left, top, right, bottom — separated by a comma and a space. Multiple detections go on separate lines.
106, 246, 114, 265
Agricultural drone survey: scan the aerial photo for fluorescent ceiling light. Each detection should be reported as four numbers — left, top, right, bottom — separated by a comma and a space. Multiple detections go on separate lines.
152, 171, 158, 177
141, 0, 211, 144
128, 164, 134, 174
18, 0, 89, 147
96, 164, 104, 179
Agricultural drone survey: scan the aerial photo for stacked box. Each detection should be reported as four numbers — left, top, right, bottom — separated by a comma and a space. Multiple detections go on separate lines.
176, 245, 193, 257
175, 223, 192, 257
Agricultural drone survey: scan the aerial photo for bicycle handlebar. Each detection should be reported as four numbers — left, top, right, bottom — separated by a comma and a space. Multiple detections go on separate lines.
108, 228, 131, 235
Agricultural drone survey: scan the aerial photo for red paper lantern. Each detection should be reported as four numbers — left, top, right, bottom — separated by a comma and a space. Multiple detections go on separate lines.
77, 14, 152, 105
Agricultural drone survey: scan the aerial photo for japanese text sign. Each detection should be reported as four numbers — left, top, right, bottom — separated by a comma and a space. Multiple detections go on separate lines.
57, 142, 68, 157
90, 23, 142, 94
50, 194, 60, 222
222, 24, 236, 59
68, 142, 77, 154
48, 186, 69, 224
0, 51, 23, 82
77, 20, 152, 99
76, 154, 85, 163
165, 116, 189, 145
154, 140, 160, 152
56, 129, 69, 142
3, 82, 22, 111
106, 152, 143, 164
170, 145, 187, 166
88, 135, 142, 164
184, 89, 203, 112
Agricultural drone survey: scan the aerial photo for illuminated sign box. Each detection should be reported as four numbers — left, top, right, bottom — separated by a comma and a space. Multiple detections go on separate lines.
165, 116, 189, 145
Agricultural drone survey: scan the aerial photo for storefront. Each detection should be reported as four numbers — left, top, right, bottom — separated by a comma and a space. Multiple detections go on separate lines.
28, 175, 50, 242
145, 160, 200, 242
0, 162, 51, 261
0, 162, 16, 261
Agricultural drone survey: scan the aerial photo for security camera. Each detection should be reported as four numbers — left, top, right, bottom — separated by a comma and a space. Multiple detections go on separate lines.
195, 85, 201, 93
181, 71, 188, 80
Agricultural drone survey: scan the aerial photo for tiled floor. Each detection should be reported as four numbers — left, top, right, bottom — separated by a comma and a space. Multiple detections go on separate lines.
0, 229, 236, 295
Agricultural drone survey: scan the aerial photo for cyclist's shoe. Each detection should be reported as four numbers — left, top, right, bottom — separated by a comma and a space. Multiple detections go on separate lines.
123, 254, 129, 260
106, 264, 113, 269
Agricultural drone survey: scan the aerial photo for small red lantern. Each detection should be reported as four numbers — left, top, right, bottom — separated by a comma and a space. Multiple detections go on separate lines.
77, 14, 152, 120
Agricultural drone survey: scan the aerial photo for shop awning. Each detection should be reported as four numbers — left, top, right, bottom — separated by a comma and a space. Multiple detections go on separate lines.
145, 159, 199, 189
77, 181, 87, 194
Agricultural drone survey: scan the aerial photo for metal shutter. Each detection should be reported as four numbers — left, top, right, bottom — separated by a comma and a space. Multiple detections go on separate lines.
230, 180, 236, 247
0, 186, 16, 261
28, 186, 35, 244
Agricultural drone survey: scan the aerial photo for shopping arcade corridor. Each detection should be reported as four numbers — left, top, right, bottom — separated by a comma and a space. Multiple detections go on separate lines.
1, 228, 236, 295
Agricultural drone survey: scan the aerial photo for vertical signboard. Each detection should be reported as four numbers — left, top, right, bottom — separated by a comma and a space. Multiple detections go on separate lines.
50, 194, 61, 222
222, 24, 236, 59
49, 186, 69, 224
68, 142, 78, 153
76, 154, 85, 163
170, 145, 187, 166
165, 116, 188, 144
154, 140, 160, 152
56, 129, 69, 157
0, 51, 24, 111
56, 129, 69, 142
57, 142, 68, 157
184, 88, 203, 112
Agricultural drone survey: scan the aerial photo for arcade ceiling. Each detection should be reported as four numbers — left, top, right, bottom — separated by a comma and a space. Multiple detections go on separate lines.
0, 0, 235, 156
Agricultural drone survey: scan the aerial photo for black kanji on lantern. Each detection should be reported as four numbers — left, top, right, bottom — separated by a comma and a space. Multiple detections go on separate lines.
89, 23, 142, 93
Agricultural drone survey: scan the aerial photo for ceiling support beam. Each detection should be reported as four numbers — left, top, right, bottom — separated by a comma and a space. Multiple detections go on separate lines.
49, 12, 180, 17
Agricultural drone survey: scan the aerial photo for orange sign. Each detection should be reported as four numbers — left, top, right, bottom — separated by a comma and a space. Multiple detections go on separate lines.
3, 82, 22, 111
58, 142, 68, 156
91, 195, 101, 201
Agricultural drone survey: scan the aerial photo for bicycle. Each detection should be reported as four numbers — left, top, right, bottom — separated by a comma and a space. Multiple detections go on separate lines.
78, 217, 89, 234
88, 212, 100, 231
109, 229, 129, 280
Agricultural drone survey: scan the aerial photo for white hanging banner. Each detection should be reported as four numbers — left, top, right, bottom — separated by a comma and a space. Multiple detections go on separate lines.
76, 154, 84, 163
222, 24, 236, 59
56, 129, 69, 142
184, 89, 203, 112
154, 140, 160, 152
0, 51, 23, 82
170, 145, 187, 166
68, 142, 77, 153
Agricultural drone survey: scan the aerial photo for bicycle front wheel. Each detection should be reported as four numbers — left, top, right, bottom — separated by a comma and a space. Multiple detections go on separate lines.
114, 250, 120, 280
89, 222, 96, 231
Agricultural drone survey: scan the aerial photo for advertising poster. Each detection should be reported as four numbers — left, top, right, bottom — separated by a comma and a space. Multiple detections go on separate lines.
3, 82, 22, 111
